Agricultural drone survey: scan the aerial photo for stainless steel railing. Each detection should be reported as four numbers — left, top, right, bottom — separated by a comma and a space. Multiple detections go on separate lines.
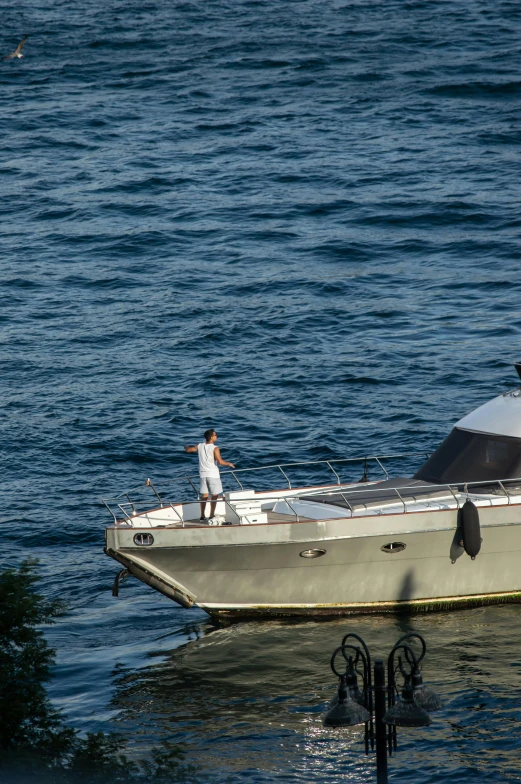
297, 476, 521, 514
184, 452, 432, 490
104, 474, 521, 527
239, 475, 521, 521
102, 452, 429, 522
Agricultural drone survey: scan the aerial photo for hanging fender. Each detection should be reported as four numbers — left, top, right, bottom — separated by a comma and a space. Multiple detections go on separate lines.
458, 499, 481, 560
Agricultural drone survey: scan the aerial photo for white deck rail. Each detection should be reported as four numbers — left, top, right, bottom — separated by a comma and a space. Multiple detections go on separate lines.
102, 452, 428, 522
101, 451, 521, 526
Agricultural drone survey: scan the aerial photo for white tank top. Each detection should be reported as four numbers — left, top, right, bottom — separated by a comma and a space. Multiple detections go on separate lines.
198, 442, 220, 477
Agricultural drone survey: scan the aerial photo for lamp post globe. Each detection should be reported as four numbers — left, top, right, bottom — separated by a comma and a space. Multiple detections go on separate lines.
411, 671, 442, 712
323, 675, 371, 727
383, 683, 432, 728
329, 656, 366, 707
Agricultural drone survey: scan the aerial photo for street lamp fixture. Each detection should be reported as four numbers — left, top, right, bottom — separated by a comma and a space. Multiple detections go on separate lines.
321, 632, 441, 783
410, 670, 443, 712
326, 673, 371, 727
382, 682, 431, 727
330, 656, 366, 707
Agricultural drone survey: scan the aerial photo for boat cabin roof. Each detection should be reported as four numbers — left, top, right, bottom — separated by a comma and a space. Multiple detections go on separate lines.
456, 388, 521, 438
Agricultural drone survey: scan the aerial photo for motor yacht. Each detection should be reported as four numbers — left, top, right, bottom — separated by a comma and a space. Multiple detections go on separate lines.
104, 364, 521, 621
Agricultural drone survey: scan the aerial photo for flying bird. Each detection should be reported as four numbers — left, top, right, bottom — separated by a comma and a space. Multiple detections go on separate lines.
2, 35, 28, 61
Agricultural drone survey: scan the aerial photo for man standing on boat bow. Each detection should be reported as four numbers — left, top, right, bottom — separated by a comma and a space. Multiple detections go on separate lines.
184, 429, 235, 524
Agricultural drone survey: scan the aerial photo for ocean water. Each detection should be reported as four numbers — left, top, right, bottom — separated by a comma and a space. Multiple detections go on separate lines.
2, 0, 521, 780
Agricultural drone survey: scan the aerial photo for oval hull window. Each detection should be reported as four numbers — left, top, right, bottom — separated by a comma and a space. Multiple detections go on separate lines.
134, 533, 154, 546
300, 548, 326, 559
381, 542, 406, 554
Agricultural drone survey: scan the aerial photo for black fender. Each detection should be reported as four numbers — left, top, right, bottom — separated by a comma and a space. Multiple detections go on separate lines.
458, 499, 481, 559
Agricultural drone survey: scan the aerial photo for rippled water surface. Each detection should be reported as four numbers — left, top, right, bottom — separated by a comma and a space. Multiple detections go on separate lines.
2, 0, 521, 780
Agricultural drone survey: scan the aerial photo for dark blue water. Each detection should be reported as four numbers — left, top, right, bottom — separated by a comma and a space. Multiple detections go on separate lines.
2, 0, 521, 780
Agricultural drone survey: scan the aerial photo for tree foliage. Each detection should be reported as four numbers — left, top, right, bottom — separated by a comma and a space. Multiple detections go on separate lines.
0, 560, 194, 783
0, 558, 69, 754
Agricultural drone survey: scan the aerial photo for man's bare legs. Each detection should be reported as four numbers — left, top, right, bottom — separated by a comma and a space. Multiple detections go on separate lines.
209, 494, 219, 519
200, 494, 219, 519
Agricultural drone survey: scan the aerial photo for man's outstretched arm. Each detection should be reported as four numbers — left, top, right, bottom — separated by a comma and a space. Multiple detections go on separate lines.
184, 444, 198, 453
213, 447, 235, 468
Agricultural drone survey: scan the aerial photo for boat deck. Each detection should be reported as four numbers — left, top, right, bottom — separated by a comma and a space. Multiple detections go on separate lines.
165, 511, 314, 528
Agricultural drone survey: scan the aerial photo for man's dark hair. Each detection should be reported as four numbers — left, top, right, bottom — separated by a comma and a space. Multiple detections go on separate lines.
204, 428, 216, 442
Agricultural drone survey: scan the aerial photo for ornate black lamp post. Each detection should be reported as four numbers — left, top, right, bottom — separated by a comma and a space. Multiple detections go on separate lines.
322, 632, 441, 784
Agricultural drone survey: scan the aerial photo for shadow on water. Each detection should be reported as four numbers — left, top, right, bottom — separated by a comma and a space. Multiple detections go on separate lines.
108, 606, 521, 783
397, 568, 416, 603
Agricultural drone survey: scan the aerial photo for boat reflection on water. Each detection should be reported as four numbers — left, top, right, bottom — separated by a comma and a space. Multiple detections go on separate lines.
108, 606, 521, 783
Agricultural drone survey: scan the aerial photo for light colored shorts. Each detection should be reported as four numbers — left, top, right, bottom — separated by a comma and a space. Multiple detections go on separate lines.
200, 476, 223, 496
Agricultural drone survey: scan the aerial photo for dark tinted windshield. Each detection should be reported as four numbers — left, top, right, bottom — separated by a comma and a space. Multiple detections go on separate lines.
414, 428, 521, 484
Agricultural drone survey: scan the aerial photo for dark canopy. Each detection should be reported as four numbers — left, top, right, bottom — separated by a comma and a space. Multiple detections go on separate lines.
414, 428, 521, 485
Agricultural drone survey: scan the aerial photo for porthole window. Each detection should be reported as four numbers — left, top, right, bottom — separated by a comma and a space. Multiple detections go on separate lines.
299, 548, 326, 559
380, 542, 406, 554
134, 533, 154, 546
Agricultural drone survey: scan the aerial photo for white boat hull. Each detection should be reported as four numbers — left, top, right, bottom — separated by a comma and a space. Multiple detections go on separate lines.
105, 500, 521, 620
